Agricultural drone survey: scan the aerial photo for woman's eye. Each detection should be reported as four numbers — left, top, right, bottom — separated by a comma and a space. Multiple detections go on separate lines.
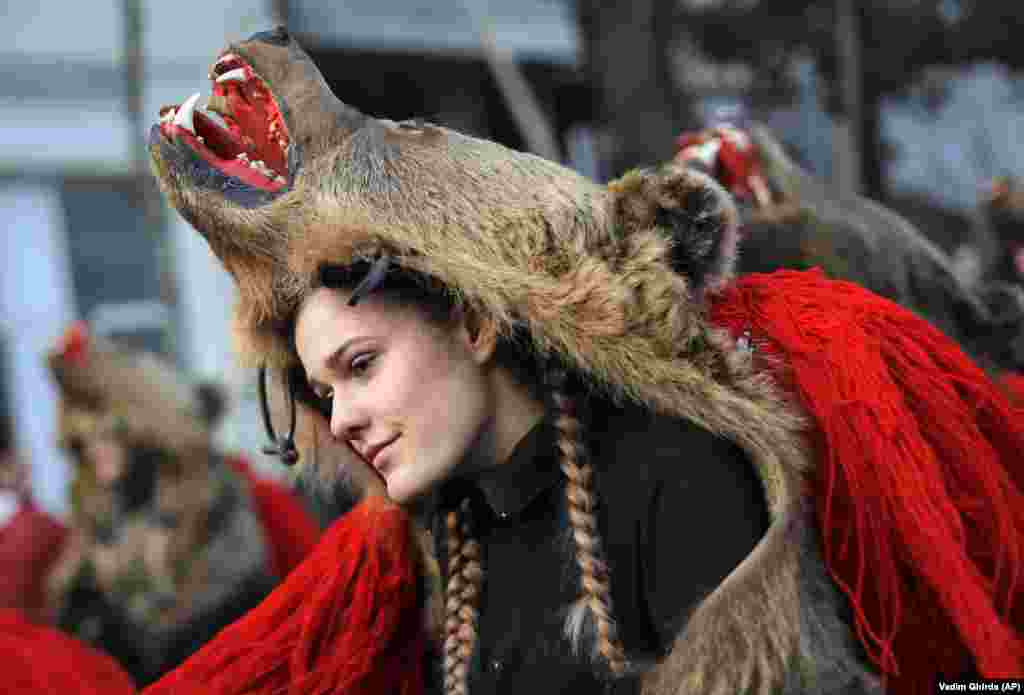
350, 353, 376, 377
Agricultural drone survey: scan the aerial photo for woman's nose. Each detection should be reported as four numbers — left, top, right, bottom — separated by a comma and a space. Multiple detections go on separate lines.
328, 394, 370, 441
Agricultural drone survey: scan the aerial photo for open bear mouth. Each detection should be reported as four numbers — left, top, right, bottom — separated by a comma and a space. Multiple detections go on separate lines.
157, 53, 289, 192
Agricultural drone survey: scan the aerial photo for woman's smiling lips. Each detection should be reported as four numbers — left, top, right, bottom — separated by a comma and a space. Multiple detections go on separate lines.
363, 435, 400, 472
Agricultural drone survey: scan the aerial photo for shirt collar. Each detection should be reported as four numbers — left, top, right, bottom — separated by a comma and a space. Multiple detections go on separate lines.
455, 421, 561, 521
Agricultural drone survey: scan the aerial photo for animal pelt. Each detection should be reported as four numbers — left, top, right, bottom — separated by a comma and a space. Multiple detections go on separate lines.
641, 497, 884, 695
54, 456, 274, 684
48, 322, 225, 455
979, 176, 1024, 287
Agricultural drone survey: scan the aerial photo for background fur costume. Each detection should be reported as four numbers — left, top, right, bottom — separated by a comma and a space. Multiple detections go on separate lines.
148, 27, 1024, 694
978, 176, 1024, 291
675, 124, 1024, 376
47, 322, 319, 684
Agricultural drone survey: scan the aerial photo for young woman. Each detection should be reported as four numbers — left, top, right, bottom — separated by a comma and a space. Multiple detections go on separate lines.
146, 27, 1024, 695
290, 264, 773, 693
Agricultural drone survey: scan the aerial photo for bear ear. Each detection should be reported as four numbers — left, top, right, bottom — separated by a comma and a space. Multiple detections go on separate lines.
608, 162, 741, 298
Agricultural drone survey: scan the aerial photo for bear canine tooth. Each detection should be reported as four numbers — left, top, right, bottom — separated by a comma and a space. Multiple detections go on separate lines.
173, 93, 201, 134
216, 68, 246, 84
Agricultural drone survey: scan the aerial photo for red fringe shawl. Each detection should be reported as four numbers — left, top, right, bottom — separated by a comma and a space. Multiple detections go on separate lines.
0, 608, 137, 695
1000, 373, 1024, 407
142, 496, 426, 695
710, 269, 1024, 692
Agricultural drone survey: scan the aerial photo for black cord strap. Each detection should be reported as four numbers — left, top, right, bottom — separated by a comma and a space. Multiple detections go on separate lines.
257, 365, 299, 465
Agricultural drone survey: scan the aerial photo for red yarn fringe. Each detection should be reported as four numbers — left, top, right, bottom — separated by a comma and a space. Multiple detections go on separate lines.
227, 457, 321, 579
1000, 373, 1024, 407
142, 496, 426, 695
0, 608, 137, 695
710, 269, 1024, 691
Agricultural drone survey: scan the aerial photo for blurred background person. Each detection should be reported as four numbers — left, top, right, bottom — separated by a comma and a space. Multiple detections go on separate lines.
45, 322, 318, 686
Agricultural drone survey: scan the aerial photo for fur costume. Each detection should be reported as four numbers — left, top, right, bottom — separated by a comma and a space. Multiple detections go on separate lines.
978, 176, 1024, 289
47, 322, 319, 683
676, 124, 1024, 375
974, 177, 1024, 372
147, 27, 1024, 694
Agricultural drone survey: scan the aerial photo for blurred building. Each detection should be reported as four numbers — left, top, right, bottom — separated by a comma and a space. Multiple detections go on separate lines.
284, 0, 596, 171
0, 1, 282, 515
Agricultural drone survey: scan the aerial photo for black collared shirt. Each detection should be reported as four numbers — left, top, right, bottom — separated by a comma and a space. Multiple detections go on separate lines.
431, 401, 770, 694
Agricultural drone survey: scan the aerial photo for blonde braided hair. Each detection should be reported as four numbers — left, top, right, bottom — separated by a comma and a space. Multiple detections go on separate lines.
443, 498, 481, 695
549, 367, 628, 676
438, 366, 628, 694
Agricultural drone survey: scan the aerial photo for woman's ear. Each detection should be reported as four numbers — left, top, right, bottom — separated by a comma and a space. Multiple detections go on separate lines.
455, 305, 499, 365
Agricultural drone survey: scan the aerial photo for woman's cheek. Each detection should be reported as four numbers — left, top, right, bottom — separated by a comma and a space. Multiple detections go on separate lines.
388, 438, 457, 504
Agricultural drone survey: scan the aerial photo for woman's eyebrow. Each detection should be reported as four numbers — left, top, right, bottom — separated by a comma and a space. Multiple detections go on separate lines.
305, 339, 358, 390
324, 335, 378, 370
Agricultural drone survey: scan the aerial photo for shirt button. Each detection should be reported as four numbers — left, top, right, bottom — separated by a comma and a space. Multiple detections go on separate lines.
490, 659, 504, 673
498, 511, 510, 521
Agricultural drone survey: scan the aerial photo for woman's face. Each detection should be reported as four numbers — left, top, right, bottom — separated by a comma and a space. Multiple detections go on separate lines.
294, 287, 494, 504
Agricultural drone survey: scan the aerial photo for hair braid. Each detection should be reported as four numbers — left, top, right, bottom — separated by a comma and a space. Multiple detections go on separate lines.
443, 498, 481, 695
549, 368, 628, 676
